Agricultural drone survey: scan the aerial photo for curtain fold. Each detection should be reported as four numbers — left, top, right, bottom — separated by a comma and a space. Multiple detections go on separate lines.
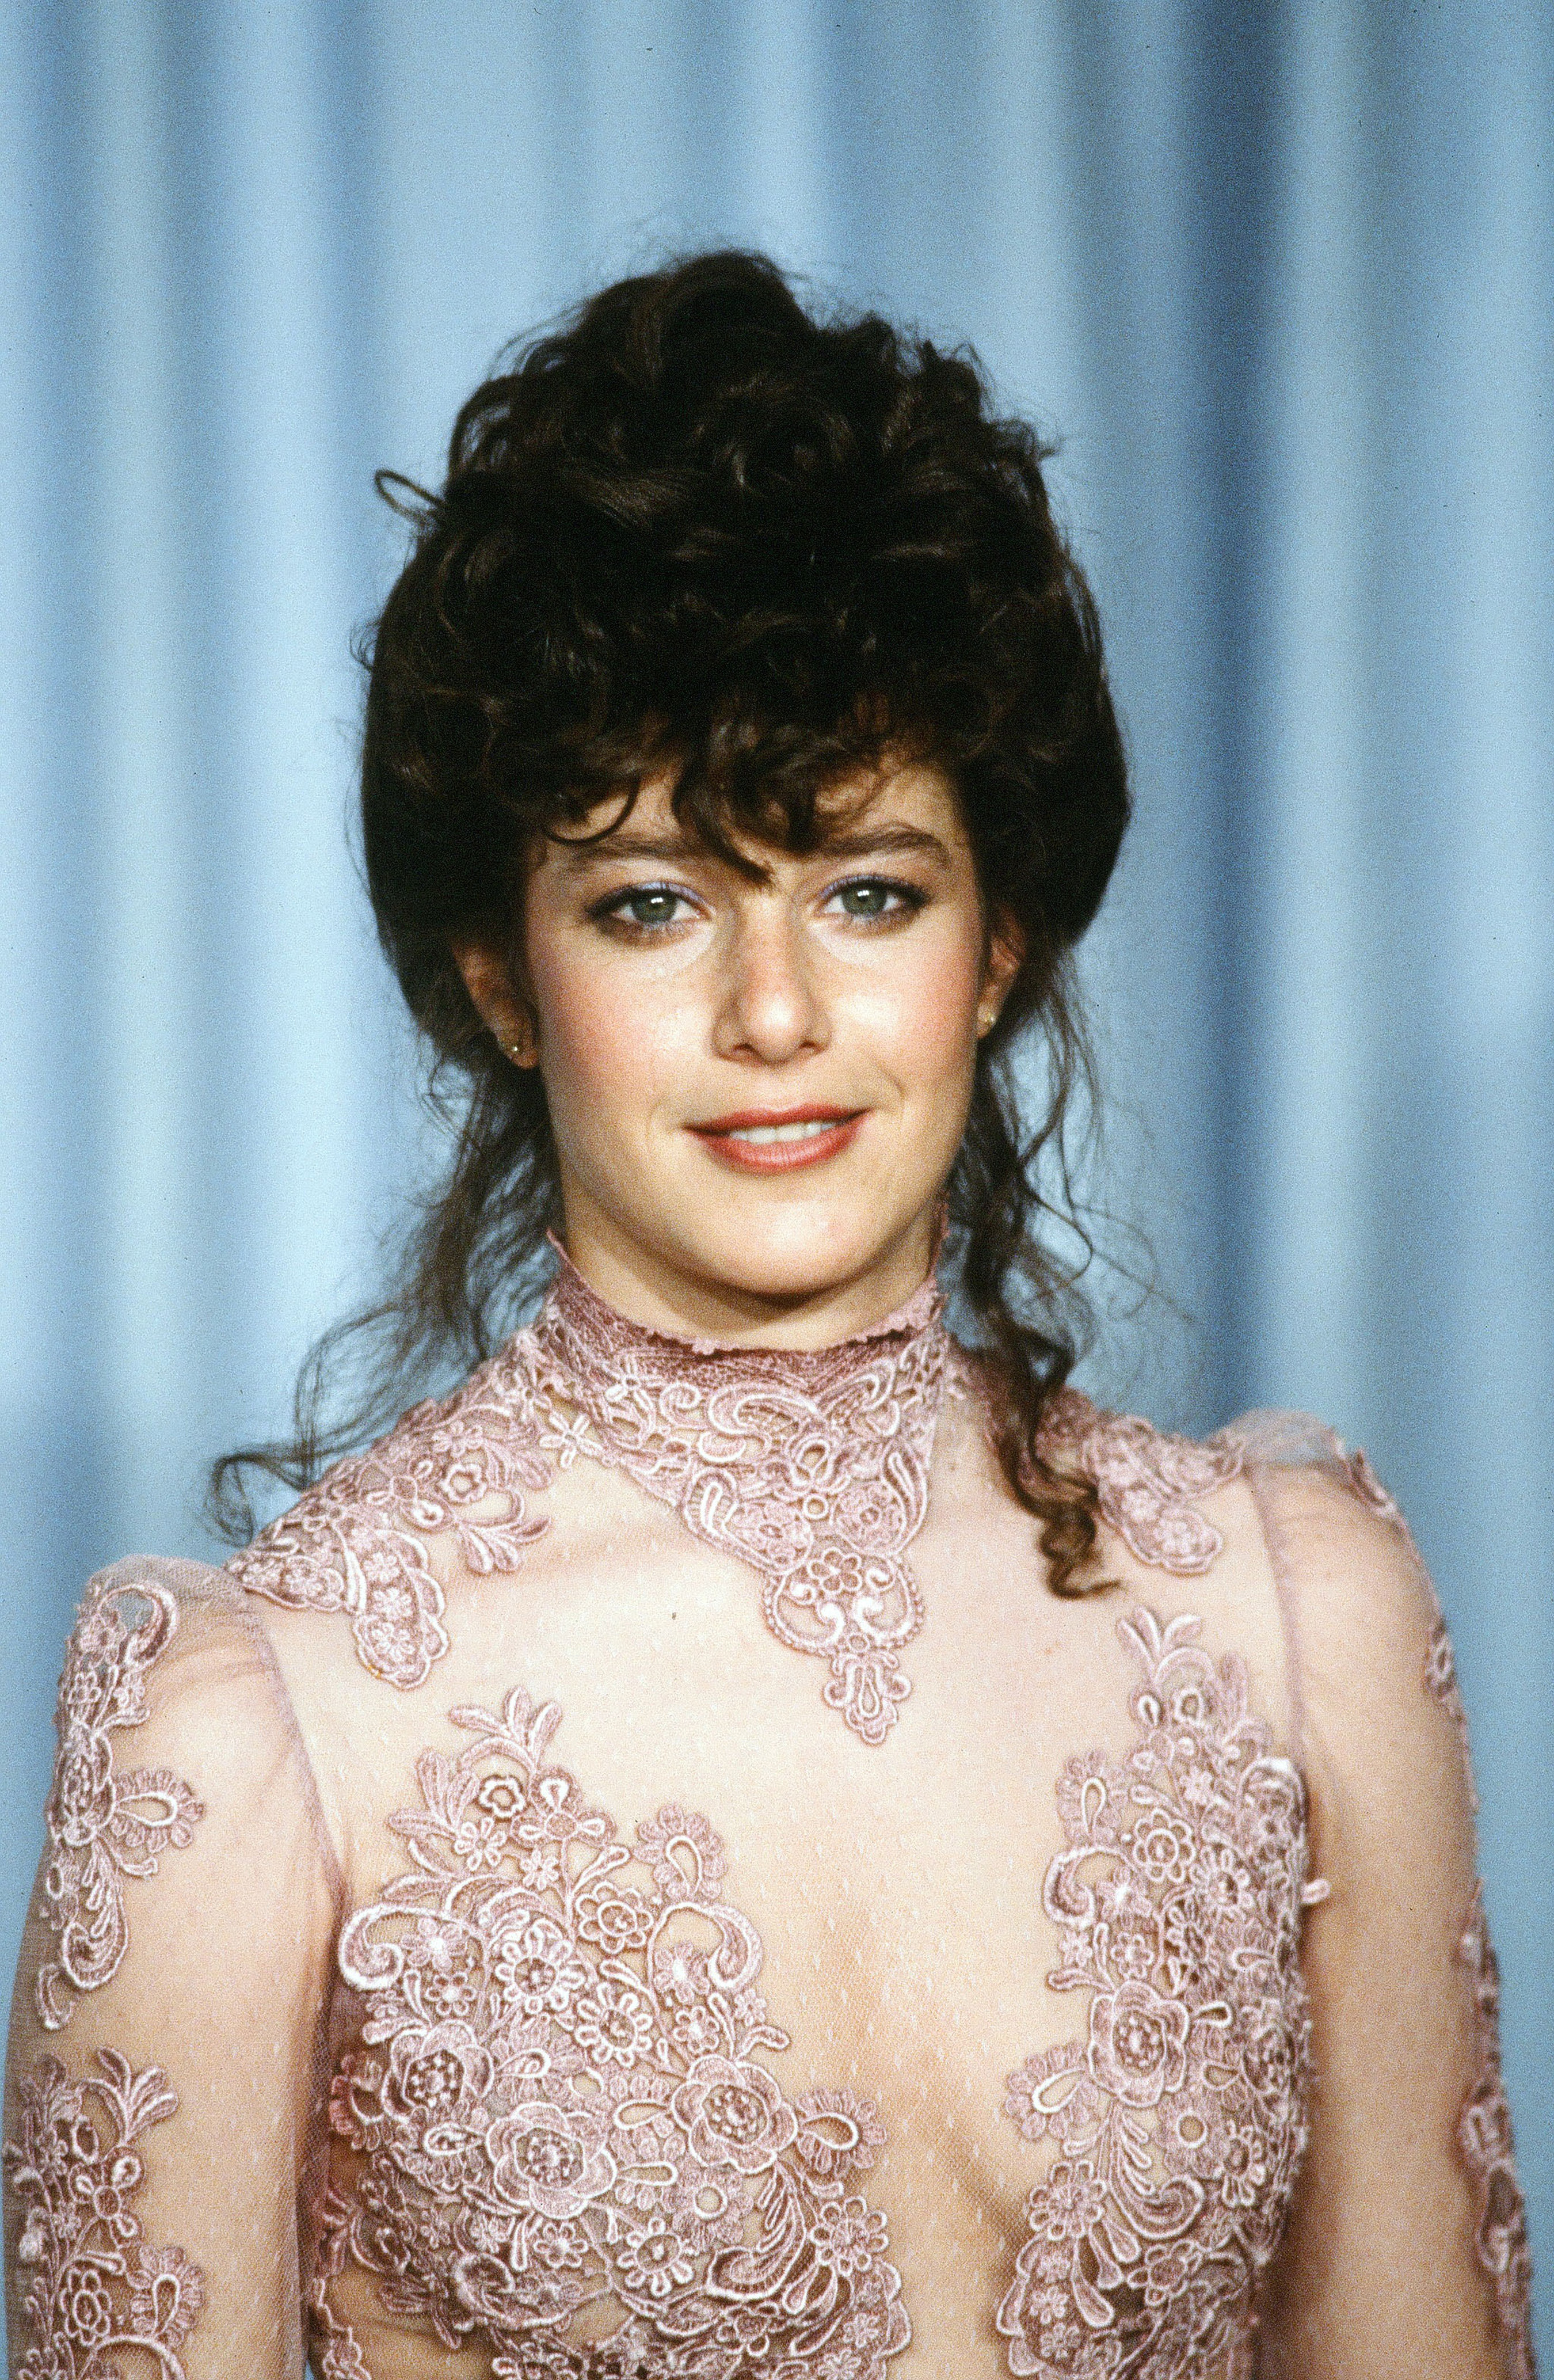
3, 2, 1548, 2348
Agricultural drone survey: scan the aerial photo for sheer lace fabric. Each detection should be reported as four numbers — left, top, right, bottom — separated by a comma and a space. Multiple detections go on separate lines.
32, 1573, 205, 2031
228, 1253, 955, 1745
6, 2048, 205, 2378
320, 1687, 910, 2376
995, 1608, 1318, 2377
5, 1560, 344, 2379
1237, 1416, 1534, 2378
5, 1286, 1534, 2378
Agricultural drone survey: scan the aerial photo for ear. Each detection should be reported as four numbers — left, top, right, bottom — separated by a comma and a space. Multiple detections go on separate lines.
450, 937, 540, 1068
977, 907, 1025, 1038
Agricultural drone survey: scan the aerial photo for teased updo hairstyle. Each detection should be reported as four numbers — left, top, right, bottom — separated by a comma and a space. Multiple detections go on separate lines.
214, 250, 1130, 1591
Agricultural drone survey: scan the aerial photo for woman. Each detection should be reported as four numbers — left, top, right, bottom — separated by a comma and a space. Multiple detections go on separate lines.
3, 253, 1533, 2379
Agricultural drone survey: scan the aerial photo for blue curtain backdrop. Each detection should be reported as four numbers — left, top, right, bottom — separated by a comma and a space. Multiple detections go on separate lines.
2, 0, 1549, 2349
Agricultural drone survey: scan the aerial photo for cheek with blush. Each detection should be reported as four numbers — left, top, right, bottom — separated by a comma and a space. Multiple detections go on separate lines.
524, 933, 700, 1189
860, 913, 989, 1131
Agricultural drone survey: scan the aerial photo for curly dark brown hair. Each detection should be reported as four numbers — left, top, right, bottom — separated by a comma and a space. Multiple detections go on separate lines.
213, 250, 1131, 1590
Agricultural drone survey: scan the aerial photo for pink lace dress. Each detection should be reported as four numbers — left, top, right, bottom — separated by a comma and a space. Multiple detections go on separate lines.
4, 1257, 1534, 2378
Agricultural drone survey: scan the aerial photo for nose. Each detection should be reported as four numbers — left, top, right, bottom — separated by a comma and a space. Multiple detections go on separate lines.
712, 900, 830, 1064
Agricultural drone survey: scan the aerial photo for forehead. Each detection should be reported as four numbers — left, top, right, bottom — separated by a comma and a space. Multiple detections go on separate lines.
539, 757, 972, 875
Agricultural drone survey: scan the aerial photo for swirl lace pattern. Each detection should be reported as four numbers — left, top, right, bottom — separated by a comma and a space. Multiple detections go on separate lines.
1330, 1438, 1536, 2370
1456, 1886, 1536, 2379
1036, 1394, 1245, 1575
317, 1686, 909, 2378
1424, 1615, 1469, 1735
1421, 1605, 1481, 1819
3, 2049, 205, 2379
226, 1260, 950, 1740
997, 1609, 1315, 2379
524, 1259, 951, 1745
227, 1340, 559, 1689
35, 1579, 204, 2031
223, 1268, 1238, 1742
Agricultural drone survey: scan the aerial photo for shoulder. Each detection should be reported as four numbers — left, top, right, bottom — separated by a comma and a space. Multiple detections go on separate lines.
1045, 1388, 1435, 1625
55, 1553, 287, 1734
49, 1552, 325, 1797
1214, 1413, 1475, 1858
1031, 1383, 1249, 1575
220, 1330, 559, 1690
1225, 1408, 1447, 1693
976, 1372, 1430, 1617
33, 1554, 341, 2032
1050, 1393, 1477, 1891
1026, 1392, 1454, 1749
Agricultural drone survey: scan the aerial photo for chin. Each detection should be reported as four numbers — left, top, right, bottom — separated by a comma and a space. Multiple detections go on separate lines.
673, 1221, 900, 1305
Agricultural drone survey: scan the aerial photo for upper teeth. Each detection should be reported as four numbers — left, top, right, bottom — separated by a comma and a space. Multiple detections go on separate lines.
726, 1119, 842, 1144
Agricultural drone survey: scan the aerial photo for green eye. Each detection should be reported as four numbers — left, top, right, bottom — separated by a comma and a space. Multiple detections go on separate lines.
622, 889, 683, 926
833, 879, 916, 919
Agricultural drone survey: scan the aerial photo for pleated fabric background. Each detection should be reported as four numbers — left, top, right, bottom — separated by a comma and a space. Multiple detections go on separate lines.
2, 1, 1549, 2352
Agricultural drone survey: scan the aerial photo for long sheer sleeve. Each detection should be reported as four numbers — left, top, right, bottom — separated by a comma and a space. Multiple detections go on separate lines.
1243, 1423, 1535, 2378
3, 1557, 344, 2380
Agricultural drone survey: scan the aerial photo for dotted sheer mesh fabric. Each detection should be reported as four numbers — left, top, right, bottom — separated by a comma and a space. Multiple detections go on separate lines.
4, 1279, 1534, 2378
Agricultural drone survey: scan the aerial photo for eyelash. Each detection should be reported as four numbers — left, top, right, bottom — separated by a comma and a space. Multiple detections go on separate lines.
589, 883, 699, 934
589, 876, 929, 936
825, 876, 927, 925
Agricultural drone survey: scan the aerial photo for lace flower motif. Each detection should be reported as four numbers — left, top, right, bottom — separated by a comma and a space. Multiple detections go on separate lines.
227, 1339, 559, 1688
1036, 1393, 1245, 1574
225, 1265, 1243, 1746
1331, 1436, 1533, 2373
1456, 1885, 1536, 2380
525, 1256, 953, 1743
998, 1609, 1315, 2378
36, 1577, 204, 2029
3, 2047, 205, 2379
227, 1256, 951, 1742
318, 1686, 909, 2377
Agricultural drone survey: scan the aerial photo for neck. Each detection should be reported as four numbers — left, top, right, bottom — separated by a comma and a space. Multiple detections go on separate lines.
551, 1200, 942, 1351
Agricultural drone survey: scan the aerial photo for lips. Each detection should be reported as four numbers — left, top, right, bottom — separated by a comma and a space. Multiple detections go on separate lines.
687, 1105, 865, 1174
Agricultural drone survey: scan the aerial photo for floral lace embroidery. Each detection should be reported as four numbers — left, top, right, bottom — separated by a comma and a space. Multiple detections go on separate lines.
307, 2240, 374, 2380
1330, 1438, 1483, 1816
3, 2048, 205, 2378
1037, 1393, 1245, 1575
524, 1257, 953, 1744
35, 1578, 204, 2031
319, 1686, 909, 2378
1327, 1433, 1436, 1574
1456, 1884, 1536, 2379
227, 1340, 558, 1689
998, 1608, 1313, 2379
1336, 1443, 1402, 1524
227, 1260, 949, 1740
1422, 1608, 1481, 1818
1337, 1442, 1532, 2358
1424, 1614, 1467, 1730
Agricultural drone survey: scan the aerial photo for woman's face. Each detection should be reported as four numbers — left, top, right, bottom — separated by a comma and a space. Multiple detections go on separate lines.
455, 759, 1019, 1344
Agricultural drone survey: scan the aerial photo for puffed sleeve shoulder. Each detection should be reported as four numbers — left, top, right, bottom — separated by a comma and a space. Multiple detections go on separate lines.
5, 1556, 345, 2379
1234, 1415, 1536, 2379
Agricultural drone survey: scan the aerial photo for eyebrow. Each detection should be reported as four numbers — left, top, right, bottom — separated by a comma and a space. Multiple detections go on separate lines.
555, 822, 953, 872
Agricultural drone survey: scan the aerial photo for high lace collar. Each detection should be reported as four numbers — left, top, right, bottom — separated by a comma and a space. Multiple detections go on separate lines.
524, 1242, 955, 1746
535, 1234, 948, 1373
